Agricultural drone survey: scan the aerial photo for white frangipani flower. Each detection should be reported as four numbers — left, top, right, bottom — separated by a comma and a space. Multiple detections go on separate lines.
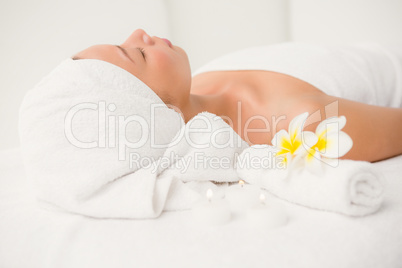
271, 112, 318, 167
305, 116, 353, 167
270, 112, 353, 174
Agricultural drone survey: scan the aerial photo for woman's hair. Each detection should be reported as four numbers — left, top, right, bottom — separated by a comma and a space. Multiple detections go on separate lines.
71, 56, 81, 60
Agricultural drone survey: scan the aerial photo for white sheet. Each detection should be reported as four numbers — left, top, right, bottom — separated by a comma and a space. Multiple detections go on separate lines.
193, 43, 402, 108
1, 148, 401, 268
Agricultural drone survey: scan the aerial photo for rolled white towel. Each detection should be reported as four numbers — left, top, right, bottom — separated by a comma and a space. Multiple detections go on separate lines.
236, 146, 385, 216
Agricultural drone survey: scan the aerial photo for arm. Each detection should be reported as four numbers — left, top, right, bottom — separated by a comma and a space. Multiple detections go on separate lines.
300, 95, 402, 162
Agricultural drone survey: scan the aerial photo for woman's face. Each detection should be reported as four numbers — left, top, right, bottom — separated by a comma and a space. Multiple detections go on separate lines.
72, 29, 192, 107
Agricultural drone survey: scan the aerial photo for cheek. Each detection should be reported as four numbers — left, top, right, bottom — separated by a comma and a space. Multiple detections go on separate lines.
152, 49, 175, 70
150, 49, 187, 86
143, 48, 191, 106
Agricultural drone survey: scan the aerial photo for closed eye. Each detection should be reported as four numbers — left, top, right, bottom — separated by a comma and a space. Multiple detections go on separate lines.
115, 45, 135, 63
137, 47, 146, 60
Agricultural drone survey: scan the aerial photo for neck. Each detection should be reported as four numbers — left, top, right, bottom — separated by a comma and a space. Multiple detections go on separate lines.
180, 93, 226, 123
179, 75, 242, 123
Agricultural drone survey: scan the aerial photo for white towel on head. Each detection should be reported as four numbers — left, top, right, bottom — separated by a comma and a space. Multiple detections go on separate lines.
236, 146, 385, 216
19, 58, 248, 219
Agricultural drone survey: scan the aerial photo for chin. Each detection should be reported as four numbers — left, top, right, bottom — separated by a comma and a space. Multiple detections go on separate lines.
175, 45, 189, 59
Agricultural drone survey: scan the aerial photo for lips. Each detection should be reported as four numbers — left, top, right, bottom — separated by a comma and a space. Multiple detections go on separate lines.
161, 38, 172, 47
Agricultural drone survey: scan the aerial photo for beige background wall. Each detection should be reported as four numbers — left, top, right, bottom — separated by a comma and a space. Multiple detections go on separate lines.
1, 0, 401, 150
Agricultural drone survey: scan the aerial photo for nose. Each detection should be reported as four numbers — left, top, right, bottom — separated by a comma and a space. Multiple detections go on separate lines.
122, 29, 154, 47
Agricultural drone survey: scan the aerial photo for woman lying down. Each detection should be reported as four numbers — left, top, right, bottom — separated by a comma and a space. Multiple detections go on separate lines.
18, 29, 402, 219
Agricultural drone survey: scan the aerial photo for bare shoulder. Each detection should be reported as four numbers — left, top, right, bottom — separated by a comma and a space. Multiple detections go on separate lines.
271, 92, 334, 133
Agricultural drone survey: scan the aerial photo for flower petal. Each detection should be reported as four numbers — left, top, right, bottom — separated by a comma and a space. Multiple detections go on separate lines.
285, 152, 305, 177
289, 112, 309, 141
316, 116, 347, 136
277, 152, 291, 167
271, 129, 290, 148
319, 131, 353, 158
305, 147, 319, 163
293, 131, 318, 155
301, 131, 319, 148
305, 148, 324, 174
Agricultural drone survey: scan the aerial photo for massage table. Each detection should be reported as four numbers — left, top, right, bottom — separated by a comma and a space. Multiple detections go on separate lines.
0, 148, 401, 268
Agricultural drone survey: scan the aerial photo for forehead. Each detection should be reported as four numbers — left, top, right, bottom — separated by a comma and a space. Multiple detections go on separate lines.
72, 44, 141, 77
73, 45, 118, 60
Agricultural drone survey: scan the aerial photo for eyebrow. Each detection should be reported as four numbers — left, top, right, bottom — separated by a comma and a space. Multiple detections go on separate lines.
115, 45, 135, 64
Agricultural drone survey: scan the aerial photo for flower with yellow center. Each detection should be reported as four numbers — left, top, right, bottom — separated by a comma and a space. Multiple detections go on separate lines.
305, 116, 353, 167
271, 112, 318, 167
